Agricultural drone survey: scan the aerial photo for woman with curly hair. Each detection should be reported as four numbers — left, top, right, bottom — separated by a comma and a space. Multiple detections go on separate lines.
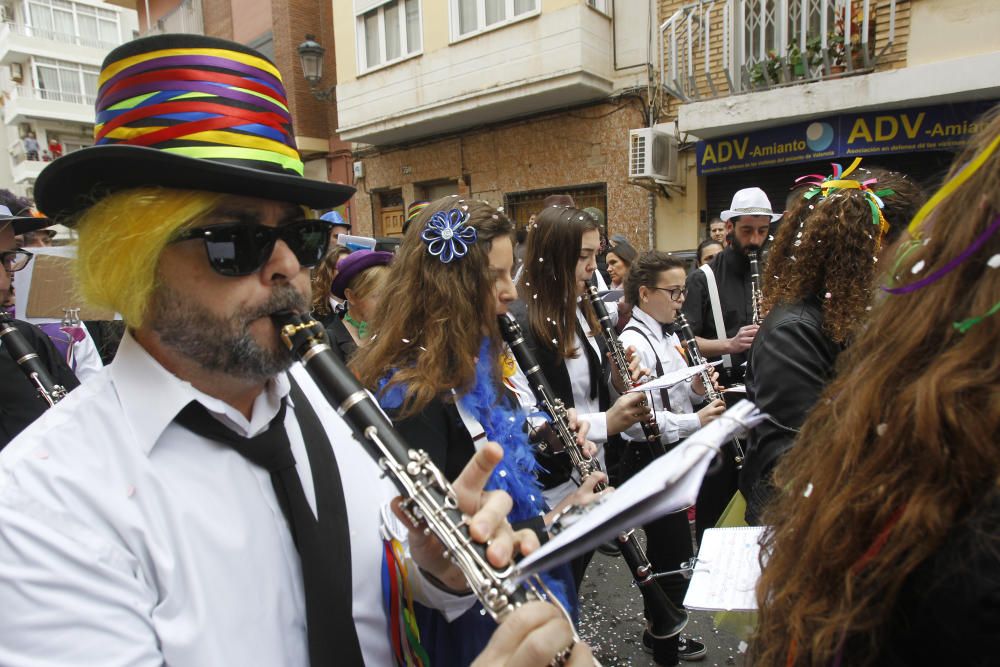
739, 164, 924, 524
752, 108, 1000, 665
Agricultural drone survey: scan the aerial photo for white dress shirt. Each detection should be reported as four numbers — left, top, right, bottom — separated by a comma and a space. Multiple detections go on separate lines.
619, 307, 702, 444
0, 331, 470, 666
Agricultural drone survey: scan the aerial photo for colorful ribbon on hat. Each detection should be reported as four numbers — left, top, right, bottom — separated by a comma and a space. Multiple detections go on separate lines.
795, 158, 896, 246
92, 46, 303, 176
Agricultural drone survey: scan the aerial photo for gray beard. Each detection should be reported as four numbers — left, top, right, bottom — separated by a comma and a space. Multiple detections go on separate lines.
148, 283, 308, 383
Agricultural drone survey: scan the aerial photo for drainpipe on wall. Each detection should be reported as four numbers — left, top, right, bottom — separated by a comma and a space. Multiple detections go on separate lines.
647, 190, 656, 250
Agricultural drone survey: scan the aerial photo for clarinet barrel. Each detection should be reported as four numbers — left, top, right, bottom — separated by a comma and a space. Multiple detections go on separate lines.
0, 312, 67, 407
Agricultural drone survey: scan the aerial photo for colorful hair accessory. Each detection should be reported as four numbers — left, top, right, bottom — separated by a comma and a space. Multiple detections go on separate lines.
907, 133, 1000, 239
795, 158, 896, 244
882, 214, 1000, 295
421, 208, 477, 263
953, 299, 1000, 333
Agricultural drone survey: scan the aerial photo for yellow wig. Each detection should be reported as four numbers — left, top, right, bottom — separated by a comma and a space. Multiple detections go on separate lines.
74, 188, 225, 327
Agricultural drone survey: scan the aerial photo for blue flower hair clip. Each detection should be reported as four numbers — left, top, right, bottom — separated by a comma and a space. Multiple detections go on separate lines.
422, 208, 477, 263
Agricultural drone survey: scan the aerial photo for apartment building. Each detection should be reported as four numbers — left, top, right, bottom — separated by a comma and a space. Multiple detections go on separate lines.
660, 0, 1000, 245
332, 0, 665, 246
0, 0, 137, 200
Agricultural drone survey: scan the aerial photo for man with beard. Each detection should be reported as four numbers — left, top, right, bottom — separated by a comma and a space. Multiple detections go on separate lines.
0, 206, 79, 449
0, 34, 591, 667
681, 187, 779, 539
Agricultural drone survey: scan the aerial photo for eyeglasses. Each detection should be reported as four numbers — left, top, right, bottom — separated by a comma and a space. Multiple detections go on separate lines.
1, 250, 33, 272
172, 219, 332, 277
652, 285, 687, 301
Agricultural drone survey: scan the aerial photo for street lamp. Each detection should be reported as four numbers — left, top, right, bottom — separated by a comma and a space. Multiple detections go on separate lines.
297, 34, 334, 101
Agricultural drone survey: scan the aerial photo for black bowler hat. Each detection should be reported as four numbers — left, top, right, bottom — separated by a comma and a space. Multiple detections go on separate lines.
35, 33, 355, 221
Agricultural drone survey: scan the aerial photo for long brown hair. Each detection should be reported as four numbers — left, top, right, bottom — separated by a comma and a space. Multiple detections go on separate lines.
311, 244, 352, 316
752, 110, 1000, 665
352, 196, 513, 418
761, 170, 924, 344
518, 205, 600, 360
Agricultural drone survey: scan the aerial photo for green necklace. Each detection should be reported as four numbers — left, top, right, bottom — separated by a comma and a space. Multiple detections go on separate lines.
344, 312, 368, 339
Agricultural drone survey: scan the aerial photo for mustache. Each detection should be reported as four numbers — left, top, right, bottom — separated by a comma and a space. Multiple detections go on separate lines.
243, 285, 308, 322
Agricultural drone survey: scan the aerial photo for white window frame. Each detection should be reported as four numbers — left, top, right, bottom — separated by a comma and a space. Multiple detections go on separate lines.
586, 0, 611, 17
448, 0, 540, 44
31, 56, 99, 105
355, 0, 423, 76
22, 0, 121, 48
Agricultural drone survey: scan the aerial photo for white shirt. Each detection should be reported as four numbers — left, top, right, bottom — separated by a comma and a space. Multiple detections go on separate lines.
0, 331, 470, 666
507, 306, 609, 509
619, 307, 702, 444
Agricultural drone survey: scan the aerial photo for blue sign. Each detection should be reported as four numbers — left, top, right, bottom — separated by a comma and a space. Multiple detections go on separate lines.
696, 100, 997, 175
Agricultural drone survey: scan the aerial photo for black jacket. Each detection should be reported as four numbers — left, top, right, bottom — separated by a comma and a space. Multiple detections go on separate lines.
683, 247, 755, 380
323, 317, 358, 364
740, 296, 844, 524
508, 300, 614, 489
1, 318, 80, 450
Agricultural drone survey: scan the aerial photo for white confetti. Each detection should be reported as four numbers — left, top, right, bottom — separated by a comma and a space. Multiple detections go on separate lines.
803, 482, 814, 497
825, 292, 832, 299
876, 423, 888, 436
537, 257, 544, 262
987, 253, 1000, 269
401, 338, 410, 343
911, 259, 926, 274
873, 257, 878, 263
498, 470, 507, 477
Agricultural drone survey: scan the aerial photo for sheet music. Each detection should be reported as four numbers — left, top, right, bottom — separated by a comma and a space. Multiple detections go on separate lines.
509, 401, 764, 585
683, 526, 765, 612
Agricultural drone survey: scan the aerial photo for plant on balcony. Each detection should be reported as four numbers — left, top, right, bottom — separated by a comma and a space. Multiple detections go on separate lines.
748, 49, 783, 87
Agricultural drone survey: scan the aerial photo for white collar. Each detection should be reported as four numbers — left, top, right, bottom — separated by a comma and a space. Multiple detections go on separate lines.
629, 306, 666, 342
110, 330, 291, 456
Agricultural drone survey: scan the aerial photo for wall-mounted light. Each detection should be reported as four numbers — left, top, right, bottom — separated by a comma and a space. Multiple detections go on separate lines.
297, 34, 335, 101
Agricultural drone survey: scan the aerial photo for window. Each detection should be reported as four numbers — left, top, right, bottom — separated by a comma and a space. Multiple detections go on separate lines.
504, 183, 607, 232
25, 0, 121, 47
586, 0, 610, 14
32, 57, 99, 105
357, 0, 421, 73
452, 0, 537, 40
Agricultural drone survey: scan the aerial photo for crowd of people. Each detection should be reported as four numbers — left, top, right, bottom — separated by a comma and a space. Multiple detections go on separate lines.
0, 32, 997, 667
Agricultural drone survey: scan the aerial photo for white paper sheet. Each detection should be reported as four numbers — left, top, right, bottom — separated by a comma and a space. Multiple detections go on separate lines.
683, 526, 765, 611
509, 401, 764, 585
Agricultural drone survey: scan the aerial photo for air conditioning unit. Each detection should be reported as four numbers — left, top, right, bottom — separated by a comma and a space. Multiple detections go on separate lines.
8, 62, 22, 83
629, 128, 678, 183
0, 6, 11, 22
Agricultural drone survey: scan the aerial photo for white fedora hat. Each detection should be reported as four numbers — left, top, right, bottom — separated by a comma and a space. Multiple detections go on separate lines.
720, 187, 782, 222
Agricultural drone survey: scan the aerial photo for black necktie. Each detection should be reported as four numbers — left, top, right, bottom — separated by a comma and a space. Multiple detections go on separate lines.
174, 381, 365, 667
575, 318, 601, 400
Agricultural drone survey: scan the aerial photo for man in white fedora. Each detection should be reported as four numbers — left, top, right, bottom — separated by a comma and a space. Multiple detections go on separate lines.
681, 186, 780, 538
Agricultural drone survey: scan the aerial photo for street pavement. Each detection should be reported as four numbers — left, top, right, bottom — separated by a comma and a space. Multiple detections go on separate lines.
577, 541, 748, 667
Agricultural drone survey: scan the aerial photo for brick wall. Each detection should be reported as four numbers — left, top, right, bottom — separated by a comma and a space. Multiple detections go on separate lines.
350, 100, 658, 251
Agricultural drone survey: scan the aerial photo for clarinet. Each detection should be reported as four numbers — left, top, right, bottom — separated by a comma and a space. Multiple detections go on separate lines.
273, 312, 591, 665
0, 312, 67, 407
674, 313, 724, 403
747, 249, 763, 326
498, 313, 688, 640
674, 312, 743, 468
585, 286, 664, 454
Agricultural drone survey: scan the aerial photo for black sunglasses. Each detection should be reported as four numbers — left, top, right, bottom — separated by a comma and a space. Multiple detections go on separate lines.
652, 286, 688, 301
173, 219, 332, 277
1, 249, 33, 272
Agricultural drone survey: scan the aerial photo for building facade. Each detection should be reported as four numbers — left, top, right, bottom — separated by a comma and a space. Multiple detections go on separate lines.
0, 0, 137, 200
659, 0, 1000, 239
332, 0, 672, 250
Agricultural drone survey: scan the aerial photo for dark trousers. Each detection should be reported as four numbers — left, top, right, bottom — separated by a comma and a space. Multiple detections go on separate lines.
624, 443, 696, 666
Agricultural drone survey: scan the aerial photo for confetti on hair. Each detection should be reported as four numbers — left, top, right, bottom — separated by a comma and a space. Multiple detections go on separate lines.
883, 214, 1000, 295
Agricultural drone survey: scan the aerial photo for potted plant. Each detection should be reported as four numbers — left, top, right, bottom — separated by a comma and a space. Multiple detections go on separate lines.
749, 49, 783, 87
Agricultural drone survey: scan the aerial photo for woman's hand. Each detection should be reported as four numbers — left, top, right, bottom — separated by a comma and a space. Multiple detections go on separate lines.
606, 392, 651, 436
697, 399, 727, 427
545, 471, 611, 526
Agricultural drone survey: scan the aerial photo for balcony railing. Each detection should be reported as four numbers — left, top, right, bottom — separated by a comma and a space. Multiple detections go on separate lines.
1, 21, 121, 50
8, 84, 96, 107
660, 0, 897, 101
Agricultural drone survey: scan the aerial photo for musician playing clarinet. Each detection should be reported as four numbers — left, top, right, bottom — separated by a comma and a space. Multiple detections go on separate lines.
0, 207, 79, 449
681, 186, 779, 538
0, 34, 591, 667
619, 251, 725, 665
